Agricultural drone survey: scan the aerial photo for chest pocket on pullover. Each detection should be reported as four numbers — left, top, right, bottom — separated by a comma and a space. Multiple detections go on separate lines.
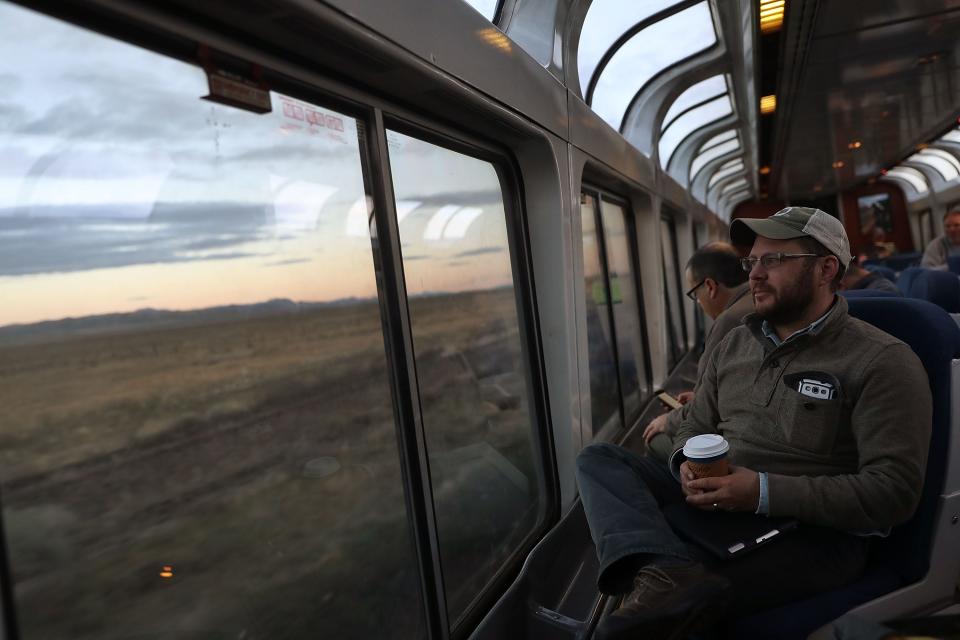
777, 372, 843, 454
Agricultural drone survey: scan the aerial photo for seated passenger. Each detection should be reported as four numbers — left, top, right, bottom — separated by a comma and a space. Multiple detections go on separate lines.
576, 207, 931, 640
644, 242, 753, 462
839, 260, 900, 294
921, 208, 960, 269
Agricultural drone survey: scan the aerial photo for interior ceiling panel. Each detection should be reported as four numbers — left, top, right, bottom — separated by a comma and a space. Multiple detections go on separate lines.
774, 0, 960, 198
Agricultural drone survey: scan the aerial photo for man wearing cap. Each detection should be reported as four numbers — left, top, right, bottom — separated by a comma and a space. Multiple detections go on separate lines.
577, 207, 931, 640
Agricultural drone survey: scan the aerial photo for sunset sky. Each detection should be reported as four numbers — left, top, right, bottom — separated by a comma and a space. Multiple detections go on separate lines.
0, 3, 516, 328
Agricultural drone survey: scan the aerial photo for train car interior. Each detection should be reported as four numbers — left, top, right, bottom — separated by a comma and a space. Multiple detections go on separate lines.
1, 0, 959, 639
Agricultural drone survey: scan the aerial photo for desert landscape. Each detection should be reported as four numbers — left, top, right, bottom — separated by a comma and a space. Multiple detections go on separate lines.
0, 287, 539, 639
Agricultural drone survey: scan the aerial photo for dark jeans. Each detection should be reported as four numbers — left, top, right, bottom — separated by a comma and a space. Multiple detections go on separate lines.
575, 442, 869, 616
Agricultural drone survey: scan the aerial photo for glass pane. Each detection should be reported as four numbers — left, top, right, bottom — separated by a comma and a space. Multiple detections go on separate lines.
887, 167, 928, 193
387, 130, 542, 627
698, 129, 736, 152
708, 159, 745, 189
721, 177, 749, 196
690, 137, 740, 181
0, 5, 425, 640
600, 199, 650, 421
942, 129, 960, 144
581, 194, 622, 435
923, 148, 960, 176
659, 94, 732, 169
661, 75, 727, 131
462, 0, 499, 20
907, 152, 958, 182
660, 218, 685, 369
590, 2, 716, 130
578, 0, 680, 95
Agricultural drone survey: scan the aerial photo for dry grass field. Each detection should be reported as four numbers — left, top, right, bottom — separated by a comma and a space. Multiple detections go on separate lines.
0, 287, 538, 639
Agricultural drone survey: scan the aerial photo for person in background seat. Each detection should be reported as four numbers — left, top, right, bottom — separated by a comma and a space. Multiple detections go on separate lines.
921, 208, 960, 269
577, 207, 931, 640
644, 242, 753, 461
839, 261, 900, 294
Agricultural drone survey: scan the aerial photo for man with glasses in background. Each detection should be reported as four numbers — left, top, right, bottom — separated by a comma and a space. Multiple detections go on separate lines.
578, 207, 931, 640
643, 242, 753, 462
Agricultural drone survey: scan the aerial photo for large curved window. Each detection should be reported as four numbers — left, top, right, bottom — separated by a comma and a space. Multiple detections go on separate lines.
720, 177, 748, 197
658, 93, 732, 168
462, 0, 501, 21
940, 128, 960, 144
912, 148, 960, 181
707, 159, 744, 189
578, 0, 680, 95
886, 167, 929, 194
588, 2, 717, 131
689, 132, 740, 180
661, 75, 727, 131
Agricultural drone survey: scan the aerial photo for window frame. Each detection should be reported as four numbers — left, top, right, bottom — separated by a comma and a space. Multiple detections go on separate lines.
580, 184, 655, 436
0, 6, 559, 640
660, 213, 689, 369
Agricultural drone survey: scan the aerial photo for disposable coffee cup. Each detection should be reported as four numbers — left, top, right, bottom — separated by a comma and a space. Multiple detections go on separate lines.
682, 434, 730, 479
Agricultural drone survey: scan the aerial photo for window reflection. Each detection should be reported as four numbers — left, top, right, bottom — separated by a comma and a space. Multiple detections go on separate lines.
581, 194, 623, 435
660, 217, 686, 369
388, 130, 542, 628
599, 199, 650, 420
0, 5, 424, 639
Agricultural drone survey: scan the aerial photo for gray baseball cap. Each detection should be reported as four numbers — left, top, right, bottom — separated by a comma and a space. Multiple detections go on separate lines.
729, 207, 852, 268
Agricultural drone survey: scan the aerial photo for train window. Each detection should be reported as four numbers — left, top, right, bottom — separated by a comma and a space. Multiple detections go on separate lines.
908, 148, 960, 182
721, 177, 749, 197
708, 159, 745, 189
599, 198, 652, 420
578, 0, 680, 95
886, 167, 929, 194
587, 1, 717, 130
386, 129, 544, 627
659, 92, 733, 169
660, 216, 687, 369
461, 0, 501, 21
942, 128, 960, 144
660, 76, 727, 131
580, 193, 624, 434
690, 133, 740, 181
0, 5, 427, 639
919, 209, 935, 248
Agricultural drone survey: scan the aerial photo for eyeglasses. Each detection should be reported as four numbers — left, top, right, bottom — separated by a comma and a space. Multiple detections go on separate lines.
740, 252, 823, 272
685, 279, 706, 301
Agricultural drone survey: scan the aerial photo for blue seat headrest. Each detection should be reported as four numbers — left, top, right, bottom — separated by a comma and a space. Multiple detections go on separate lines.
864, 264, 897, 282
908, 269, 960, 313
897, 266, 925, 295
840, 289, 900, 299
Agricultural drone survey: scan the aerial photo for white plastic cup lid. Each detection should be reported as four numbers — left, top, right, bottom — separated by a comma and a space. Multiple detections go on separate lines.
683, 434, 729, 460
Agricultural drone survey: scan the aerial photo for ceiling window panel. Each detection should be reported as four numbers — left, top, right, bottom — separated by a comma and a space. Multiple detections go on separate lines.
589, 2, 717, 131
707, 159, 744, 189
908, 150, 959, 182
921, 148, 960, 176
661, 75, 727, 131
658, 94, 732, 168
697, 128, 736, 152
940, 128, 960, 144
689, 136, 739, 180
578, 0, 681, 95
720, 177, 748, 196
886, 167, 929, 194
461, 0, 500, 21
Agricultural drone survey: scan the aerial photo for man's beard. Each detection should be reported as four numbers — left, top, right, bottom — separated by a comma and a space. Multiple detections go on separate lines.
753, 261, 818, 325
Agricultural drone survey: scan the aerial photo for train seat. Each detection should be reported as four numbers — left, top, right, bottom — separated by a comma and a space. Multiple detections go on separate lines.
864, 264, 898, 282
884, 252, 923, 272
840, 289, 900, 299
948, 255, 960, 275
905, 269, 960, 313
728, 297, 960, 640
896, 267, 924, 296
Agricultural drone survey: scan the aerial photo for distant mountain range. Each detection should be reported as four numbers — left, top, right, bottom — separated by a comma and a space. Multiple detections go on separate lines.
0, 297, 376, 345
